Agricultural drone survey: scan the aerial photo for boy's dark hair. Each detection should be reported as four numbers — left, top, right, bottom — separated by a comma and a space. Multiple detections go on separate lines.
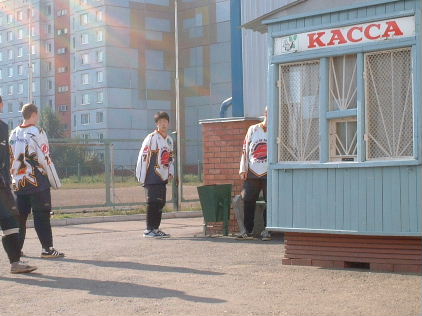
154, 111, 170, 123
21, 103, 38, 120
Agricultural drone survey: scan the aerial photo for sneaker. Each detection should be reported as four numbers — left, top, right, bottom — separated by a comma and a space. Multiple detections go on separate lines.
10, 261, 37, 274
41, 247, 65, 258
236, 233, 253, 240
143, 230, 157, 238
261, 230, 272, 241
153, 229, 170, 238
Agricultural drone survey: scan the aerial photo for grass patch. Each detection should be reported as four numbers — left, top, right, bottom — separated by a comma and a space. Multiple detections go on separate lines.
51, 204, 202, 220
60, 173, 203, 189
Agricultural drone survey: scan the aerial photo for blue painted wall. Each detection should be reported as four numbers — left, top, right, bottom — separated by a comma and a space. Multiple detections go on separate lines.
265, 0, 421, 236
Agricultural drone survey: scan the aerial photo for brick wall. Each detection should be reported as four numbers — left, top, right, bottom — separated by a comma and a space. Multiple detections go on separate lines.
200, 118, 261, 235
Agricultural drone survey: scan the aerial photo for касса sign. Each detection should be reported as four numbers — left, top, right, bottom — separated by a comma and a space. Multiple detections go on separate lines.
274, 16, 415, 55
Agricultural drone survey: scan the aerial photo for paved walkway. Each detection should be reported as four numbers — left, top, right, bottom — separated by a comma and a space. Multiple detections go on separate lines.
1, 217, 420, 316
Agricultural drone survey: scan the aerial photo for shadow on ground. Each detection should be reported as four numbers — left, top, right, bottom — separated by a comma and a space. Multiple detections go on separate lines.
0, 274, 226, 303
24, 257, 224, 276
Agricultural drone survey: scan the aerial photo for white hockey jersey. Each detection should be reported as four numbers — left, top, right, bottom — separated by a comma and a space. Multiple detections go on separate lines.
239, 123, 268, 178
9, 124, 61, 193
135, 130, 174, 185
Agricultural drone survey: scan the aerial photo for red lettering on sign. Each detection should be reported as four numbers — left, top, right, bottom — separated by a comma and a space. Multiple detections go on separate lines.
307, 32, 326, 48
383, 21, 404, 38
327, 29, 347, 46
347, 26, 363, 42
364, 24, 381, 40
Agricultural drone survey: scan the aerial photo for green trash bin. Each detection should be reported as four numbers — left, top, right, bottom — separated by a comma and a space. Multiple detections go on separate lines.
197, 184, 232, 236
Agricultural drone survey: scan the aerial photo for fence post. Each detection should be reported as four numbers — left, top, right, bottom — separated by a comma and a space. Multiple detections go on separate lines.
104, 142, 112, 206
77, 163, 81, 182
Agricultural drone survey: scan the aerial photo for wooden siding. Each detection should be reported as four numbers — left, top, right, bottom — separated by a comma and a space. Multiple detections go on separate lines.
269, 165, 421, 235
268, 0, 417, 36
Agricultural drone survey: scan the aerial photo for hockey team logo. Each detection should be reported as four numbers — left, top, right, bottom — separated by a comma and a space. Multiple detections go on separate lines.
161, 149, 171, 168
252, 142, 267, 162
41, 144, 49, 154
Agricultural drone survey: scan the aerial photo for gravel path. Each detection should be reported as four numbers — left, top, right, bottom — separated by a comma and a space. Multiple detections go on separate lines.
1, 217, 420, 316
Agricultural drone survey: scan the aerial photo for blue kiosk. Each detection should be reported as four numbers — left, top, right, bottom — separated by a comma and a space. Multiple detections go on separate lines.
248, 0, 421, 272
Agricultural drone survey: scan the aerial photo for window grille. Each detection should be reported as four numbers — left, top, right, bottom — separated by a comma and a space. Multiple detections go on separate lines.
365, 48, 413, 159
329, 55, 357, 111
278, 61, 320, 161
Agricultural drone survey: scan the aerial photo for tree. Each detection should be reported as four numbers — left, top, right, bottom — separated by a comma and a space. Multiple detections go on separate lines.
39, 107, 64, 139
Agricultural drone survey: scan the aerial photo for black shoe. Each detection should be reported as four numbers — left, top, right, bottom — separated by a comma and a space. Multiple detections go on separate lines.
41, 247, 65, 258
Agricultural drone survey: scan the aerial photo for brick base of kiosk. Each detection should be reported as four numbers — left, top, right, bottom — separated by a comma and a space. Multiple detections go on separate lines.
282, 233, 422, 274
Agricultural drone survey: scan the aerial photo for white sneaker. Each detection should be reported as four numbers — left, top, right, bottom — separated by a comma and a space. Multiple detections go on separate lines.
261, 230, 272, 241
11, 261, 37, 274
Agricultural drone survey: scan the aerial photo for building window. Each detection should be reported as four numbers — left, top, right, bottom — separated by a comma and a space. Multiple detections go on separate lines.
8, 103, 13, 113
365, 48, 413, 160
328, 54, 358, 162
46, 42, 52, 53
96, 112, 104, 123
58, 67, 68, 73
96, 91, 104, 103
48, 99, 53, 108
8, 67, 13, 77
73, 115, 77, 127
80, 13, 88, 25
7, 31, 13, 41
278, 60, 320, 162
18, 47, 23, 57
59, 105, 68, 112
0, 69, 2, 79
81, 33, 89, 44
57, 47, 67, 55
58, 85, 69, 93
48, 62, 52, 71
8, 49, 13, 60
57, 9, 67, 16
81, 113, 90, 125
17, 29, 23, 40
17, 11, 23, 21
8, 120, 13, 131
96, 30, 103, 42
32, 82, 36, 93
48, 80, 53, 90
17, 64, 23, 75
31, 45, 35, 55
18, 83, 23, 94
81, 73, 89, 85
47, 5, 52, 16
81, 53, 89, 65
82, 94, 90, 105
0, 34, 2, 43
96, 11, 103, 22
57, 28, 68, 36
7, 14, 13, 24
96, 71, 103, 83
47, 24, 52, 34
0, 52, 2, 61
96, 50, 103, 62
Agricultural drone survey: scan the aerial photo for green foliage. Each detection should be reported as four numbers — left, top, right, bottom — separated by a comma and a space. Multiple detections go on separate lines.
39, 107, 64, 139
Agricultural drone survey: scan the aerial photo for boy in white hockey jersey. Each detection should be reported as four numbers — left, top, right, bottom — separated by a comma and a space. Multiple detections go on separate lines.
238, 107, 271, 240
9, 103, 64, 258
136, 112, 174, 238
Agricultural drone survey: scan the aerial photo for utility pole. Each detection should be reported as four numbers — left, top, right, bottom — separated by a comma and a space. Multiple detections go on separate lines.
28, 1, 33, 103
174, 0, 182, 211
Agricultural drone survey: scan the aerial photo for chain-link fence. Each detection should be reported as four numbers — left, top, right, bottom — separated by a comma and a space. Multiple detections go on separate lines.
49, 138, 202, 214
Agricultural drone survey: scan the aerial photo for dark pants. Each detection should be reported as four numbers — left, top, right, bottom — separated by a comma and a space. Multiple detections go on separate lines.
242, 179, 267, 234
17, 189, 53, 251
0, 189, 21, 263
144, 184, 166, 231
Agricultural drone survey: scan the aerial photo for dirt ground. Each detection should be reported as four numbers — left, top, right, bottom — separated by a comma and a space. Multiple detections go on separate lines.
0, 217, 420, 316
